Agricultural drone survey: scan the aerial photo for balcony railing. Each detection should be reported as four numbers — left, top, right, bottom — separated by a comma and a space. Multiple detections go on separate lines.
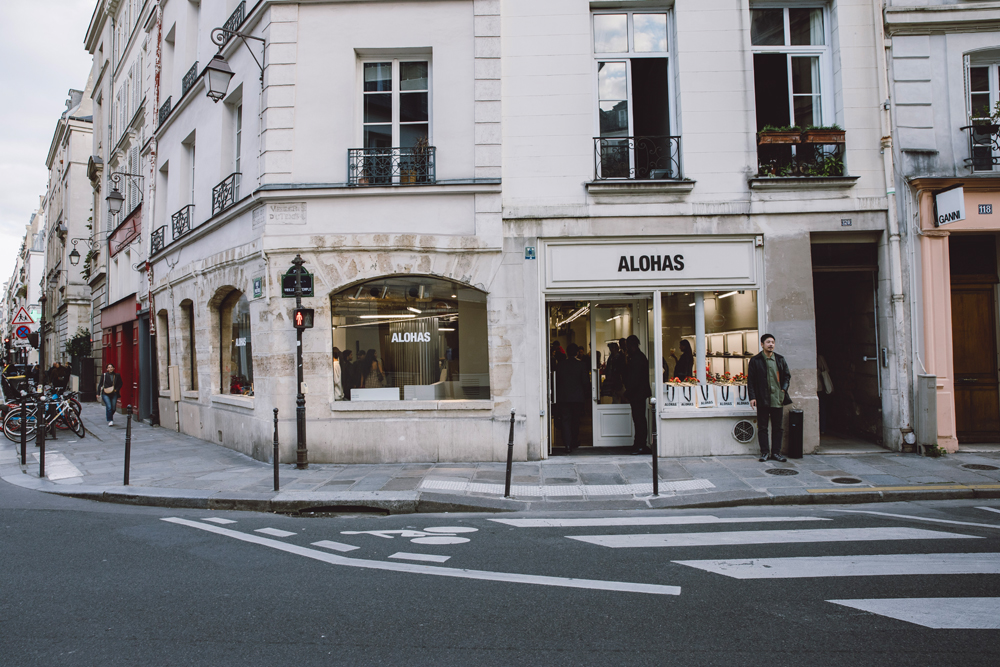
172, 204, 195, 241
158, 96, 172, 127
213, 173, 241, 216
182, 61, 199, 96
594, 136, 682, 180
756, 134, 845, 178
348, 146, 437, 186
961, 123, 1000, 172
151, 226, 166, 254
222, 2, 246, 46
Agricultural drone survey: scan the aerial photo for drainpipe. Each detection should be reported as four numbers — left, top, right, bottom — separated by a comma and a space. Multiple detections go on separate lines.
872, 0, 913, 447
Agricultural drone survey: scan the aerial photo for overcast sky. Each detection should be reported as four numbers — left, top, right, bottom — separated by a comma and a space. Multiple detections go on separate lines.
0, 0, 96, 289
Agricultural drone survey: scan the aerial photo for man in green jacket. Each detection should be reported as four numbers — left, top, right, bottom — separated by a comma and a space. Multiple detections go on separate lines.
747, 333, 791, 463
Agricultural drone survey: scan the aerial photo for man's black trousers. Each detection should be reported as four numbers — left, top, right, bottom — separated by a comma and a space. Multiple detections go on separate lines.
757, 406, 784, 456
630, 400, 648, 450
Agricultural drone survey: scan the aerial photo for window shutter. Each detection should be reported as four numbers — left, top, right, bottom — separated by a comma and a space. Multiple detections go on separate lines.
964, 54, 972, 123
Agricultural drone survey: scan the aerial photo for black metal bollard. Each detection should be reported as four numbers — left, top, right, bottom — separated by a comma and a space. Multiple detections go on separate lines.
124, 405, 133, 486
19, 401, 27, 466
36, 395, 46, 478
504, 409, 515, 498
273, 408, 280, 492
650, 397, 658, 497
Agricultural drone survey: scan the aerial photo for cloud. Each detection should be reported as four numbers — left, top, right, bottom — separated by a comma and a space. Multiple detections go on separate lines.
0, 0, 94, 286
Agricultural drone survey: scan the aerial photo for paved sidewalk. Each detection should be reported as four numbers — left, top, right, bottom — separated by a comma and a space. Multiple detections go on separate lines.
2, 403, 1000, 514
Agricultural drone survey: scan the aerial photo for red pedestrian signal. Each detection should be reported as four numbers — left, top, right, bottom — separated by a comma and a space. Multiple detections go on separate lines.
293, 308, 314, 329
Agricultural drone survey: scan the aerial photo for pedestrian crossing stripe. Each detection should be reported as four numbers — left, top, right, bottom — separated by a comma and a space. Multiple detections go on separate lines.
808, 484, 1000, 493
568, 527, 979, 548
673, 552, 1000, 579
828, 598, 1000, 629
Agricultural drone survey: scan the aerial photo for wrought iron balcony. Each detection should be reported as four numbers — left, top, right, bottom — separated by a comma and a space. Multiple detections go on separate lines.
213, 173, 241, 216
158, 96, 172, 127
151, 226, 166, 254
222, 2, 246, 46
348, 146, 437, 186
594, 136, 682, 180
182, 62, 199, 96
172, 204, 195, 241
756, 141, 845, 178
961, 123, 1000, 172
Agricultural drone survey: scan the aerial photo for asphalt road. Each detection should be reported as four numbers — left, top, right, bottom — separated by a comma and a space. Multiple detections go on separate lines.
2, 481, 999, 666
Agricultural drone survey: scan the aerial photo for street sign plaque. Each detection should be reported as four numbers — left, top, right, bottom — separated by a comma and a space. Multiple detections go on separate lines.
281, 270, 313, 298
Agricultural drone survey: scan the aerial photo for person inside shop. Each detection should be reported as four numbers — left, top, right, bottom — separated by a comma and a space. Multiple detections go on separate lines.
618, 337, 628, 364
601, 341, 625, 404
670, 339, 694, 380
97, 363, 123, 427
332, 347, 344, 400
361, 348, 386, 389
624, 335, 652, 455
555, 343, 589, 453
748, 333, 792, 463
341, 349, 355, 400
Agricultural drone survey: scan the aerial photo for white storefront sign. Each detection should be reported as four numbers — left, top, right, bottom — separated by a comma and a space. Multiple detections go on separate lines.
935, 187, 966, 227
543, 238, 757, 290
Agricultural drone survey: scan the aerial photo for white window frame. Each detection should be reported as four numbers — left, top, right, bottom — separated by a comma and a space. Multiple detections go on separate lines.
591, 10, 676, 147
750, 4, 835, 129
967, 57, 1000, 172
358, 57, 433, 149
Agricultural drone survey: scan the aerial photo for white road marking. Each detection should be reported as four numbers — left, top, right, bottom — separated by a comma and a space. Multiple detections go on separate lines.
342, 530, 430, 539
420, 478, 714, 497
312, 540, 360, 553
568, 527, 978, 549
411, 536, 470, 545
673, 552, 1000, 579
491, 516, 830, 528
828, 598, 1000, 629
162, 517, 680, 596
424, 526, 478, 533
32, 452, 82, 480
202, 518, 237, 525
390, 552, 451, 563
977, 506, 1000, 515
255, 528, 296, 537
831, 509, 1000, 531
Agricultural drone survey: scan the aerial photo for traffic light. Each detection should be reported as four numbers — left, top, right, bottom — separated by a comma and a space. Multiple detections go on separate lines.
293, 308, 314, 329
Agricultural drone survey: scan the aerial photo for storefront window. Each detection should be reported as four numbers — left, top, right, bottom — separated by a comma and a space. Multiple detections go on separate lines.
331, 277, 490, 401
222, 293, 254, 395
662, 290, 758, 406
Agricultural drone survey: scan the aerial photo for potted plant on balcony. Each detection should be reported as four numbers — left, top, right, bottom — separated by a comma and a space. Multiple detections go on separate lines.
757, 125, 802, 145
402, 137, 430, 184
801, 124, 846, 144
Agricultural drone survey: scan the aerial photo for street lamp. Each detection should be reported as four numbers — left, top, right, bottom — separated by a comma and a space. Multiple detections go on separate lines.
106, 171, 144, 218
68, 238, 93, 266
106, 187, 125, 216
206, 26, 265, 103
204, 54, 235, 103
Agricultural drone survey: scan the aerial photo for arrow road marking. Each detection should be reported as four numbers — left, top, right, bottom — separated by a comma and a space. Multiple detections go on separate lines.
162, 517, 680, 596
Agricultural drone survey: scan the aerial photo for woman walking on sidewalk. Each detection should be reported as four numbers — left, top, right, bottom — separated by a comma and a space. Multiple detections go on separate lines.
97, 364, 123, 426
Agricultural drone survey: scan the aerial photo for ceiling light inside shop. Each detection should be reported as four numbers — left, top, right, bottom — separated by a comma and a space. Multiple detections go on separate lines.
719, 291, 738, 299
407, 307, 422, 314
439, 328, 455, 331
556, 305, 590, 328
688, 303, 695, 307
358, 314, 417, 319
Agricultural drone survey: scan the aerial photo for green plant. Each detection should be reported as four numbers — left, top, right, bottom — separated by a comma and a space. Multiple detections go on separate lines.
802, 124, 844, 132
65, 327, 92, 358
760, 125, 802, 133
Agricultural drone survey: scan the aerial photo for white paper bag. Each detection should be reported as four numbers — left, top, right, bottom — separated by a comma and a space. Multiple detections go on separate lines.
716, 384, 735, 408
677, 386, 696, 408
662, 385, 680, 408
735, 385, 752, 409
697, 384, 717, 408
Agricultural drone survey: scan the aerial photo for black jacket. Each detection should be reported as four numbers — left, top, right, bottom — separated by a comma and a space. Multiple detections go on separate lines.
624, 349, 652, 402
97, 372, 123, 396
555, 357, 590, 404
747, 351, 791, 408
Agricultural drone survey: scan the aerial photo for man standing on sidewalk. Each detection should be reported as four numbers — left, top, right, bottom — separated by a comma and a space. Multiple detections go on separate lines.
624, 335, 652, 455
748, 333, 791, 462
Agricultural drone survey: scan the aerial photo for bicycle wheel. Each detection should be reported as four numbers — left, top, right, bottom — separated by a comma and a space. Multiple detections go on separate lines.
68, 396, 82, 415
66, 410, 85, 438
3, 409, 35, 443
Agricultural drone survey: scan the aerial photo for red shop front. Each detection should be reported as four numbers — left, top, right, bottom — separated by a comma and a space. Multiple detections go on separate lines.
101, 294, 139, 411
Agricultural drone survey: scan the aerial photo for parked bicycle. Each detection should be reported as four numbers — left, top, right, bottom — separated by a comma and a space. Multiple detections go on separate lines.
3, 391, 85, 441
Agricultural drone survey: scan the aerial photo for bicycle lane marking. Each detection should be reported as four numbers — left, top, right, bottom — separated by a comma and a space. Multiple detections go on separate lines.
162, 517, 680, 596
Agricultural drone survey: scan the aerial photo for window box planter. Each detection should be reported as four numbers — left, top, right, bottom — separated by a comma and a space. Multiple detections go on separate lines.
801, 129, 845, 144
757, 130, 801, 145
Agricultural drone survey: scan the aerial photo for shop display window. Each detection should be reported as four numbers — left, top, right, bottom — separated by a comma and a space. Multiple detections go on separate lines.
222, 293, 254, 395
662, 290, 758, 408
331, 277, 490, 401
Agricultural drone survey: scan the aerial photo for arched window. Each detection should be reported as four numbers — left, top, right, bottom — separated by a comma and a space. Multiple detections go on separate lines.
331, 276, 490, 401
219, 292, 253, 395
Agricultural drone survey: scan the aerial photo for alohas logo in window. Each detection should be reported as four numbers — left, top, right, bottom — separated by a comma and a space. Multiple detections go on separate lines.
391, 332, 431, 343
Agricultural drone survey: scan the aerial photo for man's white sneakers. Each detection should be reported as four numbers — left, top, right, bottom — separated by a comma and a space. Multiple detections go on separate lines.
108, 421, 114, 426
